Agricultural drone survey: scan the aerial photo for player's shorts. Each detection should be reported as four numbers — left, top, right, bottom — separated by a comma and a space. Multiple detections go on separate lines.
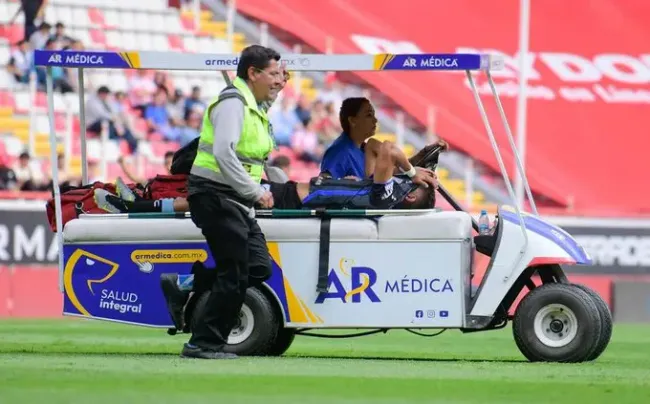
261, 181, 303, 209
369, 178, 405, 209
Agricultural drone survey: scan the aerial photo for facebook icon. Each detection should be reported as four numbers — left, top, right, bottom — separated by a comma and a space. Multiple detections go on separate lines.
439, 310, 449, 318
415, 310, 424, 318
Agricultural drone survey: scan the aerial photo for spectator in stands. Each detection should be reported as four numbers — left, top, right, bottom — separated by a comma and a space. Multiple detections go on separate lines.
13, 151, 47, 191
173, 110, 202, 147
294, 94, 312, 127
319, 97, 377, 179
291, 118, 323, 163
49, 22, 75, 50
167, 88, 186, 126
6, 39, 33, 84
317, 73, 344, 112
0, 156, 18, 191
86, 86, 139, 153
50, 153, 80, 189
269, 155, 291, 178
9, 0, 47, 41
269, 96, 302, 146
183, 86, 206, 120
118, 151, 174, 186
29, 22, 51, 50
111, 91, 142, 140
144, 86, 178, 143
153, 71, 172, 91
128, 70, 157, 115
36, 38, 73, 93
311, 99, 339, 143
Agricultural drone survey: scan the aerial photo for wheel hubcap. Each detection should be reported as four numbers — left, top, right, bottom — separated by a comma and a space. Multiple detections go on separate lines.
533, 304, 578, 348
228, 304, 254, 345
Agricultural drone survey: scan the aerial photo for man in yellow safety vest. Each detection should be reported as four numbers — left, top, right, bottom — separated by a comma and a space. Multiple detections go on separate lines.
181, 44, 283, 360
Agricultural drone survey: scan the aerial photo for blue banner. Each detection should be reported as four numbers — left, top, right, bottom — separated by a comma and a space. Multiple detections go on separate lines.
62, 243, 212, 327
380, 54, 482, 70
34, 50, 137, 68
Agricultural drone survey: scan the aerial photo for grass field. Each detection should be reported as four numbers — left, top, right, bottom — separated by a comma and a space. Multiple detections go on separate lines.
0, 319, 649, 403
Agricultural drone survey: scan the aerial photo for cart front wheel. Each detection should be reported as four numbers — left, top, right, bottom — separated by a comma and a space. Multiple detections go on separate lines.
513, 283, 601, 363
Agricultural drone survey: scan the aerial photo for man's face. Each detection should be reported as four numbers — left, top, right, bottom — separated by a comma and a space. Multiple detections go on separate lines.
249, 59, 283, 103
401, 186, 435, 210
268, 68, 289, 103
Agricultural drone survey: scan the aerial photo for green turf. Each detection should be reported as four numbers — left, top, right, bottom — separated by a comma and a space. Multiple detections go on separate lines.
0, 319, 649, 403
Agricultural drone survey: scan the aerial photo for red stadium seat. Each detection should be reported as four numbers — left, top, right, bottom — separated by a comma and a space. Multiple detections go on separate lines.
87, 7, 107, 28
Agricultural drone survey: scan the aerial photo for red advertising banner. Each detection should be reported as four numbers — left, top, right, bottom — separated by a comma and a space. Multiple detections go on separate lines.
237, 0, 650, 214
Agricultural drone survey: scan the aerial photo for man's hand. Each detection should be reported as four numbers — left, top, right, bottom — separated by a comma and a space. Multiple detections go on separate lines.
411, 167, 439, 189
257, 191, 274, 209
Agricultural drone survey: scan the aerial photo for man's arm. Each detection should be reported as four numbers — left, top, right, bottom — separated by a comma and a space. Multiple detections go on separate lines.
211, 97, 265, 202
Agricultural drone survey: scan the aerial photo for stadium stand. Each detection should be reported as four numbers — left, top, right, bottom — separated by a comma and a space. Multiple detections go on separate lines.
0, 0, 489, 211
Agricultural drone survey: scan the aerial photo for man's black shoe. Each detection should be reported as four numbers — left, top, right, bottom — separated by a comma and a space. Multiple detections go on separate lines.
180, 343, 238, 359
160, 273, 190, 331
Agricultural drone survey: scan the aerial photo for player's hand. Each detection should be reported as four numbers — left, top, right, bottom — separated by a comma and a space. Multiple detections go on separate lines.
411, 167, 438, 189
257, 191, 274, 209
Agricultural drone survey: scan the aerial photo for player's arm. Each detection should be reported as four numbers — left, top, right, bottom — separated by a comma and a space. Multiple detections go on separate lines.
373, 141, 437, 189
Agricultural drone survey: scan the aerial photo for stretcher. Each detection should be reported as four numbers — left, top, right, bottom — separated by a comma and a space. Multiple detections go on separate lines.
37, 49, 612, 363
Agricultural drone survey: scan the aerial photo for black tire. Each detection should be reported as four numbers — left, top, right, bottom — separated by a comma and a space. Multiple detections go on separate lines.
191, 288, 280, 356
266, 328, 296, 356
513, 283, 601, 363
572, 283, 613, 361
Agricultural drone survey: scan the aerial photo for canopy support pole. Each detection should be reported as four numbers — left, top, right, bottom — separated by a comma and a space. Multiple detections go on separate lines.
46, 67, 65, 293
486, 71, 538, 216
78, 68, 88, 184
466, 69, 527, 281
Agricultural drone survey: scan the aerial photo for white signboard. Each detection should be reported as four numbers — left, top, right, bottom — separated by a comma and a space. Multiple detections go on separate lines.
278, 241, 466, 328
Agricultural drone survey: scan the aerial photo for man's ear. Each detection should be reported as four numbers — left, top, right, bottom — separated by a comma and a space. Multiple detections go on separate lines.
247, 66, 258, 82
405, 193, 417, 202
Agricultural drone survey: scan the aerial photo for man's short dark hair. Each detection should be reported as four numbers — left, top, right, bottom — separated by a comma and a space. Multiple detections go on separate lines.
236, 45, 281, 80
97, 86, 110, 95
396, 186, 436, 210
164, 151, 174, 159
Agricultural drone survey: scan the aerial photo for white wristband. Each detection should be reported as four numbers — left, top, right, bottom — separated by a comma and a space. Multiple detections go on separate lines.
402, 165, 416, 178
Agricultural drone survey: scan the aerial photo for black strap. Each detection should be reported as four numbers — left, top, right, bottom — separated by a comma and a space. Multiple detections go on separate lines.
316, 208, 331, 293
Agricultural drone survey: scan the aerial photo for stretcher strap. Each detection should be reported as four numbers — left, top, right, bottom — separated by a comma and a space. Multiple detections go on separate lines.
316, 209, 331, 293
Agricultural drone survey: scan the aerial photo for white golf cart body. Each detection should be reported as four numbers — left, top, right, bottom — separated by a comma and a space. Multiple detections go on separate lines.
36, 49, 606, 362
61, 206, 588, 330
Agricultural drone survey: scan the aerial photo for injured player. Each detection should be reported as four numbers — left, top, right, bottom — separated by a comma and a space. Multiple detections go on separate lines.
93, 139, 440, 214
94, 138, 442, 331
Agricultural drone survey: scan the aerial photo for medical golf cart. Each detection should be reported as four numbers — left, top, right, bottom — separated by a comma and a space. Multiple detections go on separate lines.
36, 50, 611, 363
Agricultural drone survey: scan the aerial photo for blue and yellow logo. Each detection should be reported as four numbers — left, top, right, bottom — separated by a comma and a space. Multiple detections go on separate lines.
315, 258, 381, 304
64, 249, 121, 316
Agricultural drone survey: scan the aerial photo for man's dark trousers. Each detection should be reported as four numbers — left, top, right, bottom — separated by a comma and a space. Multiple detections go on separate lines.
187, 191, 272, 351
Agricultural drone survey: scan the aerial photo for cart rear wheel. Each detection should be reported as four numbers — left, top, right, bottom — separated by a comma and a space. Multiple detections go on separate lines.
572, 283, 613, 361
513, 283, 601, 363
191, 288, 280, 356
266, 328, 296, 356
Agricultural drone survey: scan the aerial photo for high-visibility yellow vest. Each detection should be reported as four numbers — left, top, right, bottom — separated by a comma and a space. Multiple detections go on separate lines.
190, 77, 274, 184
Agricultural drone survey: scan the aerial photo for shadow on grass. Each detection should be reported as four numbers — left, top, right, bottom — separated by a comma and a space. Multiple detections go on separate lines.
1, 349, 525, 363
